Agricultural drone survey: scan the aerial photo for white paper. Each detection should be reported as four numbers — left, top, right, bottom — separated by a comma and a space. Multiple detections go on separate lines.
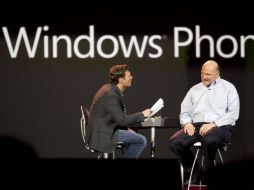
147, 98, 164, 119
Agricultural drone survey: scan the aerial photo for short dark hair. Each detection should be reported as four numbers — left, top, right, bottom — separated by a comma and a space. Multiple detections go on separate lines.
109, 64, 129, 85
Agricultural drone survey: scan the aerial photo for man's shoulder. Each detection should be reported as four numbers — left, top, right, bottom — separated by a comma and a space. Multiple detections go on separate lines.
98, 84, 113, 93
94, 84, 113, 98
99, 84, 120, 97
191, 82, 203, 90
220, 79, 237, 90
100, 83, 111, 89
221, 78, 232, 84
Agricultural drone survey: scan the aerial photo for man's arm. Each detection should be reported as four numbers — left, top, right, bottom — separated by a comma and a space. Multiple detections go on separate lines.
214, 86, 240, 127
105, 93, 145, 127
180, 89, 193, 126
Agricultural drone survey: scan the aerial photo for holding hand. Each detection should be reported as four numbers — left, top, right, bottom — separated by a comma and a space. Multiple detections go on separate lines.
142, 109, 152, 117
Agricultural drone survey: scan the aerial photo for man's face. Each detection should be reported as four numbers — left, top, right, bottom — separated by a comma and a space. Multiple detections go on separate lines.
201, 65, 219, 86
121, 70, 133, 87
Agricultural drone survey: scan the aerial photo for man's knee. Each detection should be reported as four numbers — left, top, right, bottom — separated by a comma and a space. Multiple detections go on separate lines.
169, 138, 180, 152
202, 135, 217, 147
140, 135, 147, 147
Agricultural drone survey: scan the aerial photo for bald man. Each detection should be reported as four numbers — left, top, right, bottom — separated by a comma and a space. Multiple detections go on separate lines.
169, 60, 240, 184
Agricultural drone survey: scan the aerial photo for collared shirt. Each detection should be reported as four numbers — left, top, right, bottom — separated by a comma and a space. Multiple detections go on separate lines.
180, 77, 240, 127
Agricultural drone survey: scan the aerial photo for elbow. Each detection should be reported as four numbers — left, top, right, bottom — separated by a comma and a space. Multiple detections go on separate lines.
115, 117, 128, 126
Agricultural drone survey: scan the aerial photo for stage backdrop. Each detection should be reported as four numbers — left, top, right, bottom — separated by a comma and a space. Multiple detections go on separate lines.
0, 3, 254, 161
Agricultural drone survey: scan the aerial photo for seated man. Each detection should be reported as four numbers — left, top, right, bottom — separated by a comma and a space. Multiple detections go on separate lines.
86, 64, 151, 159
169, 60, 240, 183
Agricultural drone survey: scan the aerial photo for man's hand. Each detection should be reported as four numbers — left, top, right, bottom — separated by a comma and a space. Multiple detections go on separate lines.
127, 128, 135, 133
142, 109, 152, 117
183, 123, 195, 136
199, 122, 216, 136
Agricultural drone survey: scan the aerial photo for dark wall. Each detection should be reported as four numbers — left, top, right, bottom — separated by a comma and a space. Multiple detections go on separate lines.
0, 3, 254, 161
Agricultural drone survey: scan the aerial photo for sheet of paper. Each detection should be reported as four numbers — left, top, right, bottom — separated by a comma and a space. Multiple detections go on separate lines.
147, 98, 164, 119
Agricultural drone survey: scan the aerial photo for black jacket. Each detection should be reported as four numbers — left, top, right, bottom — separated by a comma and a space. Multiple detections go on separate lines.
86, 84, 144, 153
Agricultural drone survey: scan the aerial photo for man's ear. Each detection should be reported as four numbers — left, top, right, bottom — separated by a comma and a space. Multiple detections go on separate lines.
119, 78, 124, 82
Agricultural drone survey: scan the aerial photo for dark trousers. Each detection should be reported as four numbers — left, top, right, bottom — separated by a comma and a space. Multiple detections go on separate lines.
169, 122, 233, 175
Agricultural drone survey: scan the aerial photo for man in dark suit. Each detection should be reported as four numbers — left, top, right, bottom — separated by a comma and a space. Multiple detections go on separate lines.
86, 64, 151, 158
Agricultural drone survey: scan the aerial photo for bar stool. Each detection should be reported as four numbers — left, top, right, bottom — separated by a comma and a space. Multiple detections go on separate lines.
180, 142, 228, 190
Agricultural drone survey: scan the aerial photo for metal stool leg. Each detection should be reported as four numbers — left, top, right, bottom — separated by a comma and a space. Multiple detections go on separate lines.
185, 143, 227, 190
102, 153, 110, 159
217, 149, 224, 164
180, 164, 184, 190
187, 148, 200, 190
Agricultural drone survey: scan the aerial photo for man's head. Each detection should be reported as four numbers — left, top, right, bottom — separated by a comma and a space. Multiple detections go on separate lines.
201, 60, 220, 86
109, 64, 133, 88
